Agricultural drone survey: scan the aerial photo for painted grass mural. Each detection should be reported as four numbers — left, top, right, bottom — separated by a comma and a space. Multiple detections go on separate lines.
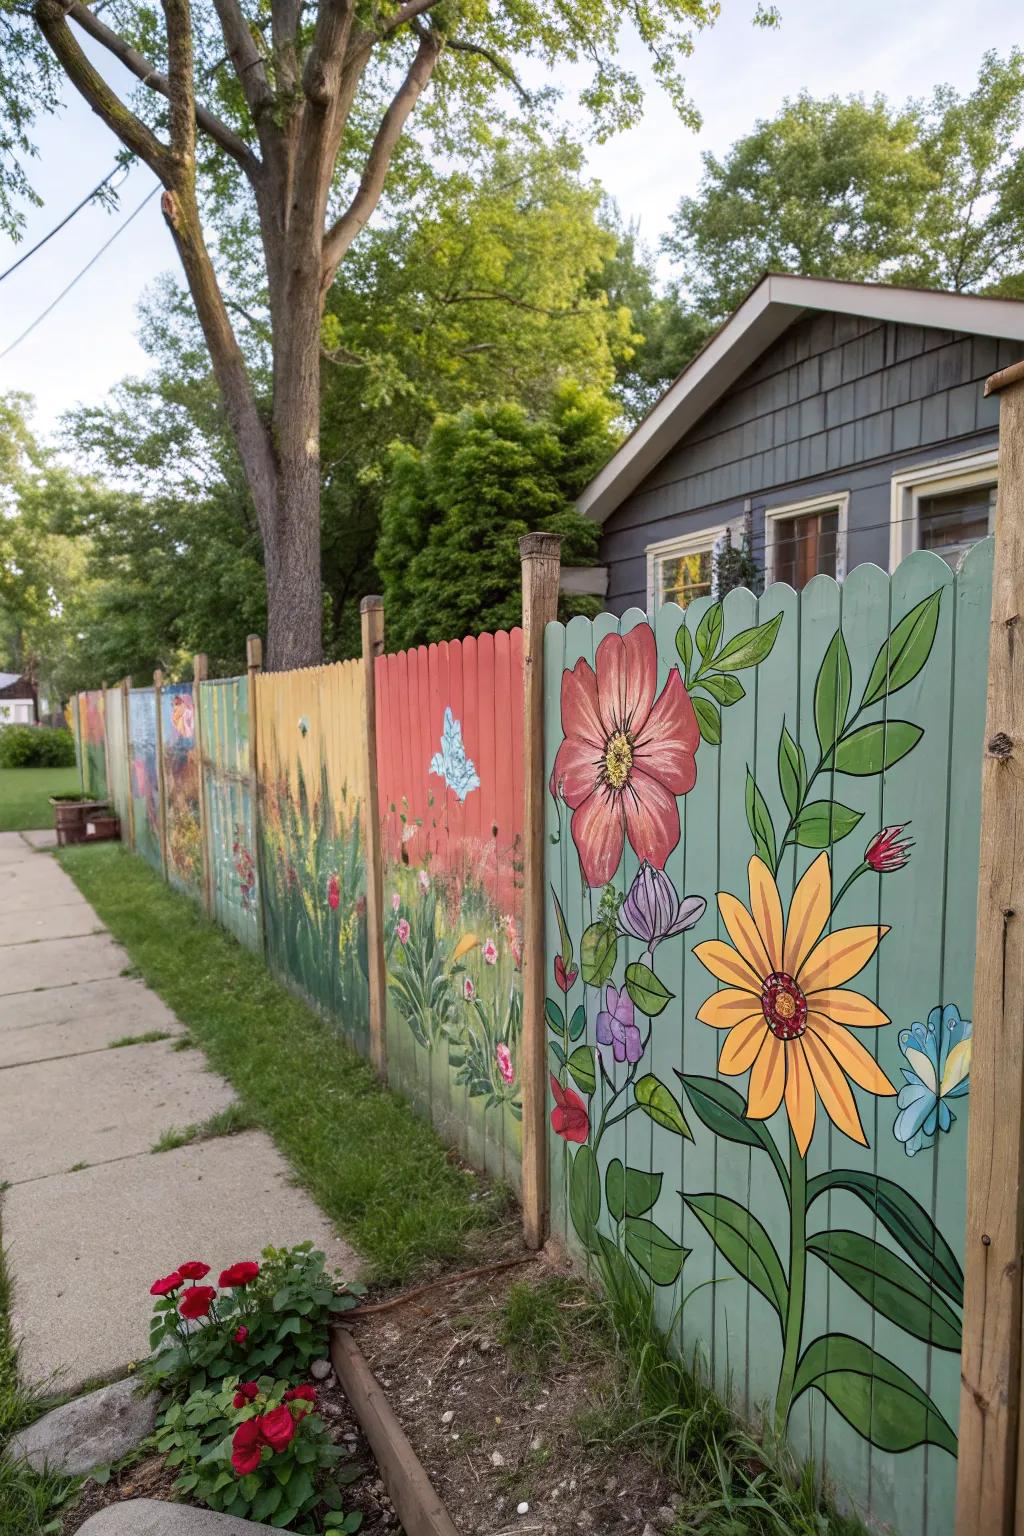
161, 683, 203, 897
198, 676, 260, 950
128, 687, 162, 873
255, 663, 369, 1054
376, 632, 525, 1186
544, 545, 992, 1536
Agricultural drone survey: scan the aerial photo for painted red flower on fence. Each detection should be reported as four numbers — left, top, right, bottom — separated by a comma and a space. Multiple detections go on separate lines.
549, 1073, 589, 1143
551, 624, 699, 886
327, 874, 340, 910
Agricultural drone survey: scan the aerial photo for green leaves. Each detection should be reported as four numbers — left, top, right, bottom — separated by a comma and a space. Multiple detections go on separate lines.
568, 1004, 587, 1041
676, 621, 693, 680
807, 1169, 964, 1305
832, 720, 923, 775
807, 1230, 962, 1350
777, 725, 807, 817
692, 695, 722, 745
677, 1073, 781, 1169
551, 886, 574, 972
814, 630, 851, 753
624, 961, 673, 1016
581, 921, 617, 987
696, 602, 723, 660
569, 1144, 601, 1250
713, 611, 783, 672
624, 1217, 688, 1286
567, 1044, 596, 1095
745, 769, 777, 867
605, 1158, 663, 1221
791, 800, 863, 847
791, 1334, 957, 1456
675, 607, 783, 746
700, 672, 746, 706
545, 998, 564, 1033
634, 1074, 692, 1138
860, 590, 942, 709
684, 1193, 788, 1322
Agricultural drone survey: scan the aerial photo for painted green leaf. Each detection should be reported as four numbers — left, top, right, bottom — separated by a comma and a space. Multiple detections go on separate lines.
699, 673, 746, 706
545, 998, 564, 1033
567, 1045, 596, 1095
684, 1193, 788, 1321
634, 1074, 692, 1139
675, 622, 694, 681
568, 1005, 587, 1041
745, 769, 778, 868
807, 1169, 964, 1305
791, 800, 863, 848
569, 1143, 600, 1250
814, 630, 852, 754
593, 1232, 647, 1311
692, 696, 721, 745
807, 1229, 961, 1350
860, 590, 943, 709
624, 1217, 688, 1286
625, 962, 674, 1016
791, 1333, 957, 1456
832, 721, 924, 776
712, 611, 783, 672
677, 1073, 775, 1156
580, 922, 617, 987
549, 1041, 567, 1069
696, 602, 724, 660
550, 886, 574, 971
777, 724, 807, 818
605, 1158, 663, 1222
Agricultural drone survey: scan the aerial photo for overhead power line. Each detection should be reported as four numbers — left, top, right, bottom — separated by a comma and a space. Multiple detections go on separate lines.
0, 183, 161, 363
0, 163, 129, 286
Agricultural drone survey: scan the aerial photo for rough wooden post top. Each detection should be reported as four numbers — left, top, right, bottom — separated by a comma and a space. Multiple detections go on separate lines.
360, 595, 384, 613
193, 653, 208, 683
153, 669, 164, 687
985, 357, 1024, 395
519, 532, 562, 560
246, 634, 263, 670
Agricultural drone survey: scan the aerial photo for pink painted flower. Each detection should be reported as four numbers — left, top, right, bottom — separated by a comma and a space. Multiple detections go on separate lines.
510, 938, 523, 971
396, 918, 411, 945
551, 624, 699, 887
463, 977, 475, 1000
483, 937, 498, 966
554, 954, 578, 994
327, 874, 340, 910
392, 891, 401, 913
865, 824, 913, 873
496, 1044, 515, 1084
419, 870, 430, 893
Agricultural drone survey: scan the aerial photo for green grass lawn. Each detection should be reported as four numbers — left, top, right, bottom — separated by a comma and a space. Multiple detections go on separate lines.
0, 767, 81, 833
57, 842, 501, 1286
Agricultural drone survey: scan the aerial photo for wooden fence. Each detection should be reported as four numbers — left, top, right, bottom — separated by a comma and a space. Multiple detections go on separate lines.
198, 674, 260, 949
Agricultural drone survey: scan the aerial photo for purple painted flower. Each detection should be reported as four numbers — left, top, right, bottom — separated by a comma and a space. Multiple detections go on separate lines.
596, 984, 643, 1064
618, 862, 706, 951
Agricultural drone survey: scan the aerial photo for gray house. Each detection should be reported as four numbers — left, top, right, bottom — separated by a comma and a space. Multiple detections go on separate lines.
579, 274, 1024, 612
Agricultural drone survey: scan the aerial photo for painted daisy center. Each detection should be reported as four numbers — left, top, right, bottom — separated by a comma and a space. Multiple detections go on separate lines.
761, 971, 808, 1041
604, 731, 633, 790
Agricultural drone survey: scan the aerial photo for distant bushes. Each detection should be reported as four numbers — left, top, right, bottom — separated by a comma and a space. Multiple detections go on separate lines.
0, 725, 76, 768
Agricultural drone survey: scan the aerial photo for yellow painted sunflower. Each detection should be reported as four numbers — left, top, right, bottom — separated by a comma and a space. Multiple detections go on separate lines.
694, 853, 896, 1156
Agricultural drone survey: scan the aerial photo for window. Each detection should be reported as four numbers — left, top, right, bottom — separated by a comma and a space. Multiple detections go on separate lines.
646, 525, 731, 610
764, 493, 849, 590
889, 449, 998, 569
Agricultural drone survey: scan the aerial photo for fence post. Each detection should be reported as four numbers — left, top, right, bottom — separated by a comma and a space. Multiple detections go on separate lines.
519, 533, 562, 1250
956, 359, 1024, 1536
192, 654, 212, 915
153, 669, 169, 881
246, 636, 267, 955
361, 597, 388, 1080
121, 678, 135, 849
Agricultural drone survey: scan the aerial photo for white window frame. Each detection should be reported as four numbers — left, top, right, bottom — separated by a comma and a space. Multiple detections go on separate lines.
645, 523, 732, 611
763, 492, 849, 589
889, 447, 999, 570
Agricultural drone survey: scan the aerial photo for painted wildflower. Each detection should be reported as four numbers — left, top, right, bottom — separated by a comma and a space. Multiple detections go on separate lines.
549, 1074, 589, 1143
596, 982, 643, 1063
463, 977, 476, 1001
554, 954, 577, 993
418, 869, 430, 893
496, 1043, 515, 1084
429, 707, 480, 802
618, 862, 706, 950
396, 918, 410, 945
865, 823, 914, 873
893, 1003, 971, 1156
391, 891, 401, 912
483, 937, 498, 966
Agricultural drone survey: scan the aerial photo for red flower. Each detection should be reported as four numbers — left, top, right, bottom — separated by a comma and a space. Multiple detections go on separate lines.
327, 874, 340, 910
231, 1417, 263, 1476
551, 625, 699, 886
219, 1261, 260, 1288
865, 823, 913, 873
259, 1403, 296, 1453
284, 1384, 316, 1420
232, 1381, 260, 1409
549, 1073, 589, 1144
234, 1326, 249, 1344
149, 1271, 183, 1297
553, 955, 578, 994
178, 1261, 210, 1281
179, 1285, 216, 1319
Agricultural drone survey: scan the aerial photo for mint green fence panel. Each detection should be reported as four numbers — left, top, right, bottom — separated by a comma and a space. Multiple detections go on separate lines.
103, 687, 130, 831
543, 544, 992, 1536
198, 677, 260, 950
128, 687, 162, 873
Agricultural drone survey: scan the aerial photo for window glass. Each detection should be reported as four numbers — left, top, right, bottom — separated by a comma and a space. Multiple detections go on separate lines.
918, 484, 995, 568
659, 548, 714, 607
773, 509, 838, 590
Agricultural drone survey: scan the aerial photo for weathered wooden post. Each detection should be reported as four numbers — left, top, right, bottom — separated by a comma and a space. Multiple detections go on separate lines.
192, 653, 212, 915
361, 597, 388, 1081
519, 533, 562, 1250
153, 669, 169, 880
246, 635, 267, 955
956, 358, 1024, 1536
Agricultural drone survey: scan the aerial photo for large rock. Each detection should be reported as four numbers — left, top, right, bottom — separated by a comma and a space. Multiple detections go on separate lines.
76, 1500, 281, 1532
6, 1376, 158, 1475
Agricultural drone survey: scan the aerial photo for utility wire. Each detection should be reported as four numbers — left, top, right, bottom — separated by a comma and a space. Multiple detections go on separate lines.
0, 182, 161, 363
0, 163, 129, 285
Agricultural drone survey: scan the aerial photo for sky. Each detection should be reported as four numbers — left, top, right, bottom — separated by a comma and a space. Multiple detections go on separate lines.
0, 0, 1021, 438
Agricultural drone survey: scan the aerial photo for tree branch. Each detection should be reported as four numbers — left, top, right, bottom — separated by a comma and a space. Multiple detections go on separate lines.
57, 0, 261, 178
441, 33, 532, 105
375, 0, 440, 38
210, 0, 275, 120
321, 26, 440, 280
161, 0, 195, 167
302, 0, 357, 106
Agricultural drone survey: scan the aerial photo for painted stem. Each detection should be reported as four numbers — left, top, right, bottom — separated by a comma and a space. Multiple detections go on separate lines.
774, 1132, 808, 1433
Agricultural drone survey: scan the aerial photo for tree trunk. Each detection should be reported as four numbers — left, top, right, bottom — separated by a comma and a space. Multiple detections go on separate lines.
263, 480, 323, 671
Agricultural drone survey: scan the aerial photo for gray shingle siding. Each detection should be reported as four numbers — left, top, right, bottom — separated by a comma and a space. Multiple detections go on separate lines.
599, 311, 1014, 612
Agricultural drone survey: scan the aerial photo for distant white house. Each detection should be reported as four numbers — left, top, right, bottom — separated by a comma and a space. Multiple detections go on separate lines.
0, 673, 38, 726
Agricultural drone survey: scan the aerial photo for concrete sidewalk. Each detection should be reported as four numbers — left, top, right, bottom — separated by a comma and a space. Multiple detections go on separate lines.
0, 832, 360, 1392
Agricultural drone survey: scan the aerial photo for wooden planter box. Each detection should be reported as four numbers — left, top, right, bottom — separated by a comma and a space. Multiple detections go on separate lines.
50, 797, 120, 847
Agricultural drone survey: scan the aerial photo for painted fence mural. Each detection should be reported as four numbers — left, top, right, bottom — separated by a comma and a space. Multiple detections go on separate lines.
543, 546, 992, 1536
375, 632, 525, 1188
127, 687, 162, 874
198, 676, 260, 948
160, 683, 204, 898
254, 662, 369, 1054
103, 686, 131, 833
79, 689, 108, 799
